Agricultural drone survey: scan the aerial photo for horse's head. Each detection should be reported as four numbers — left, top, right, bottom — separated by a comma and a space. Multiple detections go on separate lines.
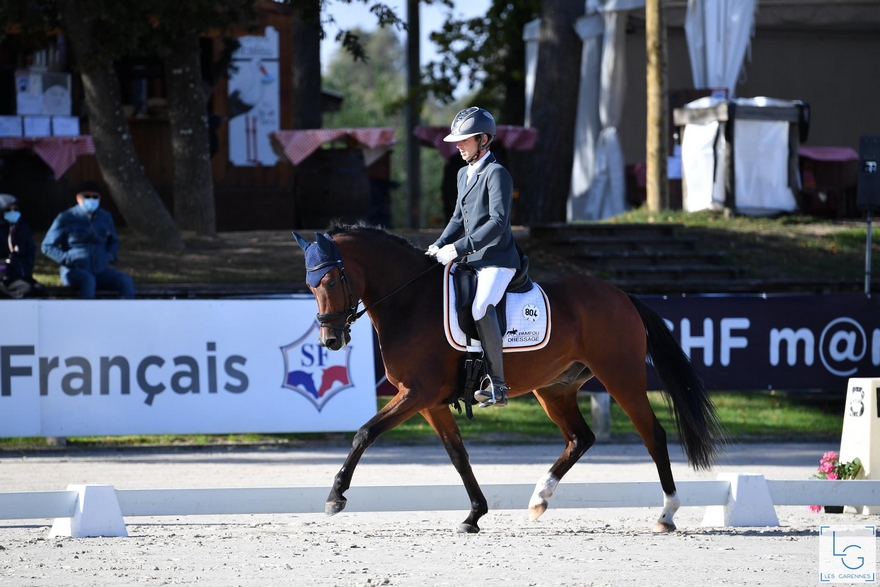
293, 231, 358, 351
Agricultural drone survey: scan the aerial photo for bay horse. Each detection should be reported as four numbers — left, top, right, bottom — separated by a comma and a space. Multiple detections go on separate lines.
293, 222, 724, 534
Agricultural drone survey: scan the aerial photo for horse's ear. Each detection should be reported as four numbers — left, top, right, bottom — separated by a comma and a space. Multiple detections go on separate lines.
315, 232, 335, 257
291, 231, 311, 252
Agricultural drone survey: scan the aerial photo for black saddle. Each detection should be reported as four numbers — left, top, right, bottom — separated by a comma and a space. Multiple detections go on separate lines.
452, 248, 533, 342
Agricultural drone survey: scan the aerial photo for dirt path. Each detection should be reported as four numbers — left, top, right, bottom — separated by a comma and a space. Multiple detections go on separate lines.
1, 442, 875, 586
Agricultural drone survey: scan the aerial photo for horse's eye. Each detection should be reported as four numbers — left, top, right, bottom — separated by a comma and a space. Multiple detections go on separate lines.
326, 279, 337, 288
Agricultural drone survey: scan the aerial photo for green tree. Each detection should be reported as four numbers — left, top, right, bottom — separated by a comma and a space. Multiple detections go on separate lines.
423, 0, 540, 124
58, 0, 186, 249
522, 0, 584, 224
323, 26, 462, 226
323, 27, 410, 224
0, 0, 256, 240
142, 1, 255, 236
0, 0, 408, 238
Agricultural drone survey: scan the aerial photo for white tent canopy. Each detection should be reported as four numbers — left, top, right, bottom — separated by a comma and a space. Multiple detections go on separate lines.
524, 1, 643, 222
523, 0, 760, 223
684, 0, 757, 98
565, 0, 645, 221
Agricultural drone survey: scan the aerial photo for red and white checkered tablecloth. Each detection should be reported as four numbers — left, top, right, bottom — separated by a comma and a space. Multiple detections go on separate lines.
413, 125, 538, 160
0, 136, 95, 179
270, 127, 396, 166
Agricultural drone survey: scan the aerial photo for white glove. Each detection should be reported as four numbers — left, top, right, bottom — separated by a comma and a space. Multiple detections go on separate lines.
435, 244, 458, 265
425, 244, 440, 257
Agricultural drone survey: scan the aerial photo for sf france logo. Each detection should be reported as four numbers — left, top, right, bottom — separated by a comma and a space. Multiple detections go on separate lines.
281, 321, 353, 411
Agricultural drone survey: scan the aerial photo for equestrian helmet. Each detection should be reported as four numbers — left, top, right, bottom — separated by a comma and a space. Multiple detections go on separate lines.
443, 107, 496, 143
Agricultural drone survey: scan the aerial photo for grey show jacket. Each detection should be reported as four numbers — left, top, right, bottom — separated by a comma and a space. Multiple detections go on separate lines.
433, 153, 521, 270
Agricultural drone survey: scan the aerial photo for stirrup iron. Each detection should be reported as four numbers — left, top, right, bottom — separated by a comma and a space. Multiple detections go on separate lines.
474, 375, 508, 408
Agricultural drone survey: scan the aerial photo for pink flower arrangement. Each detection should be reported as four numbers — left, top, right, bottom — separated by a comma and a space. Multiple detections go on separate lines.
808, 451, 862, 512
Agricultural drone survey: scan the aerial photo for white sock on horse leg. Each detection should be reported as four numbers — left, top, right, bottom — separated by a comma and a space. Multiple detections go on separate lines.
528, 472, 559, 521
657, 491, 680, 525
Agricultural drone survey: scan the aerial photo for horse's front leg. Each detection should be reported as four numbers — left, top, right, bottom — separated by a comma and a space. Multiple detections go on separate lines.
326, 391, 429, 516
420, 406, 488, 533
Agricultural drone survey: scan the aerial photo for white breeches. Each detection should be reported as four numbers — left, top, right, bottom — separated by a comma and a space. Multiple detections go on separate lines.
472, 266, 516, 321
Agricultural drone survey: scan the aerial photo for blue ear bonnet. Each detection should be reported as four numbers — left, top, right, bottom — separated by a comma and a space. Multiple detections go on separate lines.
297, 232, 342, 287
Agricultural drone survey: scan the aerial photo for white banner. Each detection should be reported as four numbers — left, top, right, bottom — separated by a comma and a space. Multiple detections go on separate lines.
0, 298, 376, 437
228, 26, 280, 167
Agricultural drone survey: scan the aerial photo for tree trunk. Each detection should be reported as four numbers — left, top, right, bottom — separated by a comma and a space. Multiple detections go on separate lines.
522, 0, 585, 225
165, 35, 216, 235
59, 0, 183, 250
646, 0, 669, 211
291, 0, 322, 129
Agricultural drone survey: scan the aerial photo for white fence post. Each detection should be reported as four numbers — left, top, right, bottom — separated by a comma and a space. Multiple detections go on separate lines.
48, 485, 127, 539
702, 473, 779, 527
589, 392, 611, 441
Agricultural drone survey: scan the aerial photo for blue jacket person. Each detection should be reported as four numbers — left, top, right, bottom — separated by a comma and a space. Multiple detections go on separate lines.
41, 181, 135, 299
427, 107, 520, 408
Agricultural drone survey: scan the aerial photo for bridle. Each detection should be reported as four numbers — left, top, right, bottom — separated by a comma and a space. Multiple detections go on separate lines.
312, 247, 442, 338
313, 256, 359, 334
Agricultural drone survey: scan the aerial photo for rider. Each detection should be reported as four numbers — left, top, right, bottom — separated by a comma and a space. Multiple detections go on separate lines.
427, 107, 521, 408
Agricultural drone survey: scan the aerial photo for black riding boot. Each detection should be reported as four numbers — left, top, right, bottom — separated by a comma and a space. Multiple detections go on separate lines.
473, 305, 509, 407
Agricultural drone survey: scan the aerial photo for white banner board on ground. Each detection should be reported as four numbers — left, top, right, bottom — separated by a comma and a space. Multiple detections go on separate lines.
0, 298, 376, 437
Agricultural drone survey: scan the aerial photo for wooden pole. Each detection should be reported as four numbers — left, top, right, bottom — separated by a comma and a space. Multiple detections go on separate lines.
645, 0, 669, 212
405, 0, 422, 228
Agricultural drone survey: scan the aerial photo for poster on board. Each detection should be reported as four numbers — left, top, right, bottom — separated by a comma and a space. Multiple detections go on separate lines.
227, 26, 280, 167
0, 298, 376, 438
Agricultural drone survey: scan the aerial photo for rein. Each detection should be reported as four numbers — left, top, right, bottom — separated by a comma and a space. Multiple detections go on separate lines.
316, 259, 442, 331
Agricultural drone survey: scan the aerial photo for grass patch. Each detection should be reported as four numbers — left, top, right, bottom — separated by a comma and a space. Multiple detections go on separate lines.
0, 391, 842, 451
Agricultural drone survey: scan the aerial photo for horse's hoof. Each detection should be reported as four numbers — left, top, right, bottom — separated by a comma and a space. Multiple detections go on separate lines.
652, 521, 676, 533
325, 497, 347, 516
528, 501, 547, 521
457, 523, 480, 534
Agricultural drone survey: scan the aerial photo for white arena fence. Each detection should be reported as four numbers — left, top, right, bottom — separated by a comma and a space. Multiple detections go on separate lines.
2, 476, 880, 538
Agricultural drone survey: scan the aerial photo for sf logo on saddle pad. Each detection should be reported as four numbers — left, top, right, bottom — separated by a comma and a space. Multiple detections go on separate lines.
281, 321, 353, 411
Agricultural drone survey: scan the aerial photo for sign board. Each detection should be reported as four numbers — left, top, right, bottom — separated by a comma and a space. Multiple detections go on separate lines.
14, 69, 72, 117
227, 26, 280, 167
839, 377, 880, 514
51, 116, 80, 137
23, 116, 51, 137
0, 298, 376, 438
0, 116, 22, 137
41, 72, 72, 116
582, 293, 880, 392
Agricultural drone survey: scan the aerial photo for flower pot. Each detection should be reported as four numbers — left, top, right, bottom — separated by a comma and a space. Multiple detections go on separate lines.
824, 505, 844, 514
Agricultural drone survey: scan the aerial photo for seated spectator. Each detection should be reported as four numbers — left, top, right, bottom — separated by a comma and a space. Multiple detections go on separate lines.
0, 193, 43, 299
41, 181, 135, 299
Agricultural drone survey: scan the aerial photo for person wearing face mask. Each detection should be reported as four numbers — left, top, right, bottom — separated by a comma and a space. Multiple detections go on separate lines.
41, 181, 135, 299
0, 193, 42, 299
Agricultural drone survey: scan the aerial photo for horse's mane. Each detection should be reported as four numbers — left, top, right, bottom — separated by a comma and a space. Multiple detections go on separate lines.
325, 220, 423, 255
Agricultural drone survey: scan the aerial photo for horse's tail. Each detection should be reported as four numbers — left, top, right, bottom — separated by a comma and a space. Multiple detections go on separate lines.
628, 294, 725, 470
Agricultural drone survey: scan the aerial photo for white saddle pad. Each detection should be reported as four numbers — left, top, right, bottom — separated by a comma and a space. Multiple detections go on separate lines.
443, 263, 551, 352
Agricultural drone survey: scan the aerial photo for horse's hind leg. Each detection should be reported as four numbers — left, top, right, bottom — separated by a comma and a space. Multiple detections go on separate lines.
530, 383, 596, 521
604, 375, 680, 533
421, 406, 488, 533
